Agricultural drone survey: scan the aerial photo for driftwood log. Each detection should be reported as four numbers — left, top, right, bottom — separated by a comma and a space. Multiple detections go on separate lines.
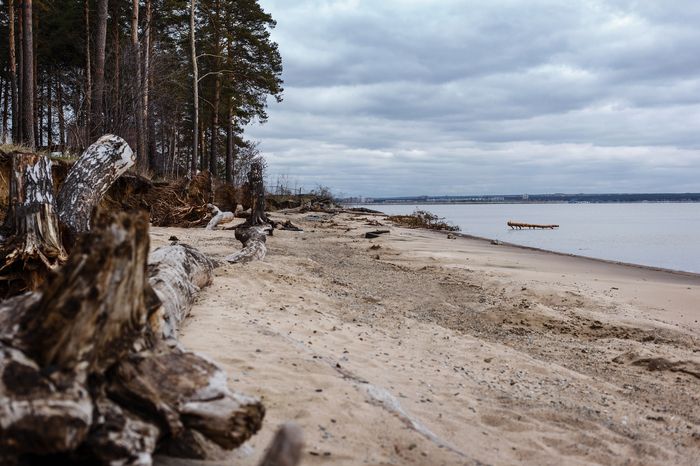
226, 162, 275, 264
205, 205, 234, 231
0, 210, 264, 464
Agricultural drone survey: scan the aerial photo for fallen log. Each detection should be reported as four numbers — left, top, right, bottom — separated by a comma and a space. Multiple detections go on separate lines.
148, 243, 216, 340
225, 226, 269, 264
0, 210, 264, 464
57, 134, 135, 245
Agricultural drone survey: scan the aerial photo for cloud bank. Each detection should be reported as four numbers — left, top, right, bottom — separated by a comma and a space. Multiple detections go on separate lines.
248, 0, 700, 196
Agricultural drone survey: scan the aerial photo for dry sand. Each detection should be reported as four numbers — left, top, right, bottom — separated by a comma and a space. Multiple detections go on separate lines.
150, 211, 700, 466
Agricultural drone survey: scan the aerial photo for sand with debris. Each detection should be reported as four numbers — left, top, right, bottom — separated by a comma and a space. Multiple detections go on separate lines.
150, 211, 700, 466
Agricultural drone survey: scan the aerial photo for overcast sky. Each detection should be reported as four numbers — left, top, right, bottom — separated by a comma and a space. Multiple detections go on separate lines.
248, 0, 700, 197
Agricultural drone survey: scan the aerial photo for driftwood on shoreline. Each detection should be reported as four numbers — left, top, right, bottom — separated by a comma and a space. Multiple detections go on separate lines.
0, 137, 268, 464
0, 210, 264, 464
226, 163, 275, 264
0, 138, 304, 465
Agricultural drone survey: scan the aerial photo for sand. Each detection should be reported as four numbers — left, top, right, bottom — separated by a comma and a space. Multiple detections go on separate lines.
150, 211, 700, 466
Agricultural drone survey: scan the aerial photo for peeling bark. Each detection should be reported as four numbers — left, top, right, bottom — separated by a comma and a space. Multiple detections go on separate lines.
0, 154, 67, 298
148, 243, 215, 340
205, 205, 234, 230
56, 134, 135, 244
225, 226, 269, 264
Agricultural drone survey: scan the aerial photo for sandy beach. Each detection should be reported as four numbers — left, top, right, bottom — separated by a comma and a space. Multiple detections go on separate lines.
150, 211, 700, 466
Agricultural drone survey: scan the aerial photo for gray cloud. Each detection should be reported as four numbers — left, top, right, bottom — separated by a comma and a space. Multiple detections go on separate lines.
249, 0, 700, 196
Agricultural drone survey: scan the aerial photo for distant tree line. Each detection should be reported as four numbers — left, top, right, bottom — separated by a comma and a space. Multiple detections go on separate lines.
0, 0, 283, 183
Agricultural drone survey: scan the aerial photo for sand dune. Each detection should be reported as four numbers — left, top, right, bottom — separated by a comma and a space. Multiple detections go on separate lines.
151, 211, 700, 465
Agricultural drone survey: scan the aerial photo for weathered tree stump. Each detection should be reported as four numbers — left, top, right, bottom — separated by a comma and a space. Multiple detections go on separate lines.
226, 162, 275, 264
0, 154, 67, 298
0, 210, 264, 464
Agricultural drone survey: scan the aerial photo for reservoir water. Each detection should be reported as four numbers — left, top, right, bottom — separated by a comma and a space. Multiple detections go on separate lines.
370, 203, 700, 274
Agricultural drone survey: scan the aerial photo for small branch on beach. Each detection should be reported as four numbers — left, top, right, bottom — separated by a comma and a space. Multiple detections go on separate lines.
205, 204, 235, 230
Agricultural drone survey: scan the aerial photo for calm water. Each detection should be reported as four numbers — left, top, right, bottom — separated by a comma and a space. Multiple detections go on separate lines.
370, 203, 700, 273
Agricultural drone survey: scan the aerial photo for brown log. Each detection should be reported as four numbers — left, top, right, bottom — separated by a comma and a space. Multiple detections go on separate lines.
0, 153, 67, 298
13, 209, 159, 374
108, 346, 265, 454
82, 396, 161, 464
56, 134, 135, 245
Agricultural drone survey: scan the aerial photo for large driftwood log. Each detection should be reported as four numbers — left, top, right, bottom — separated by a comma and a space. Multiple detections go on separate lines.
148, 243, 215, 340
0, 154, 67, 298
0, 210, 264, 464
56, 134, 135, 245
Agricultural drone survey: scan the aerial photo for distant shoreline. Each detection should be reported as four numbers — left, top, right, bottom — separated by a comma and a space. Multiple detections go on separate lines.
356, 205, 700, 278
356, 200, 700, 205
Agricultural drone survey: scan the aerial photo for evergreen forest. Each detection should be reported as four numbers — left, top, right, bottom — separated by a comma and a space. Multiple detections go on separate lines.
0, 0, 283, 184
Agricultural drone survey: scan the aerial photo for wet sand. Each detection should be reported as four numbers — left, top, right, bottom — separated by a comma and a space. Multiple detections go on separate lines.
151, 211, 700, 466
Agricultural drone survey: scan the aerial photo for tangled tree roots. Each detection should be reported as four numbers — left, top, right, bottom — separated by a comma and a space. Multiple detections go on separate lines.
101, 171, 215, 228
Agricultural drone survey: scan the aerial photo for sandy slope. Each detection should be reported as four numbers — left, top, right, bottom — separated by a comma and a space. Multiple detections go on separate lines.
150, 211, 700, 466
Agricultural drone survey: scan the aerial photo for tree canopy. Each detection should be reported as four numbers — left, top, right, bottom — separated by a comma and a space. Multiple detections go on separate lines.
0, 0, 283, 182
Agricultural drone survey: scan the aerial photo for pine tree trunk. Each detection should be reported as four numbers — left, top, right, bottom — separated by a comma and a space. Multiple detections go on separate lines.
84, 0, 91, 147
132, 0, 146, 172
91, 0, 108, 140
16, 0, 23, 144
190, 0, 198, 174
8, 0, 18, 143
209, 73, 220, 178
57, 74, 65, 146
46, 72, 52, 149
1, 72, 8, 143
21, 0, 34, 149
226, 99, 233, 184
